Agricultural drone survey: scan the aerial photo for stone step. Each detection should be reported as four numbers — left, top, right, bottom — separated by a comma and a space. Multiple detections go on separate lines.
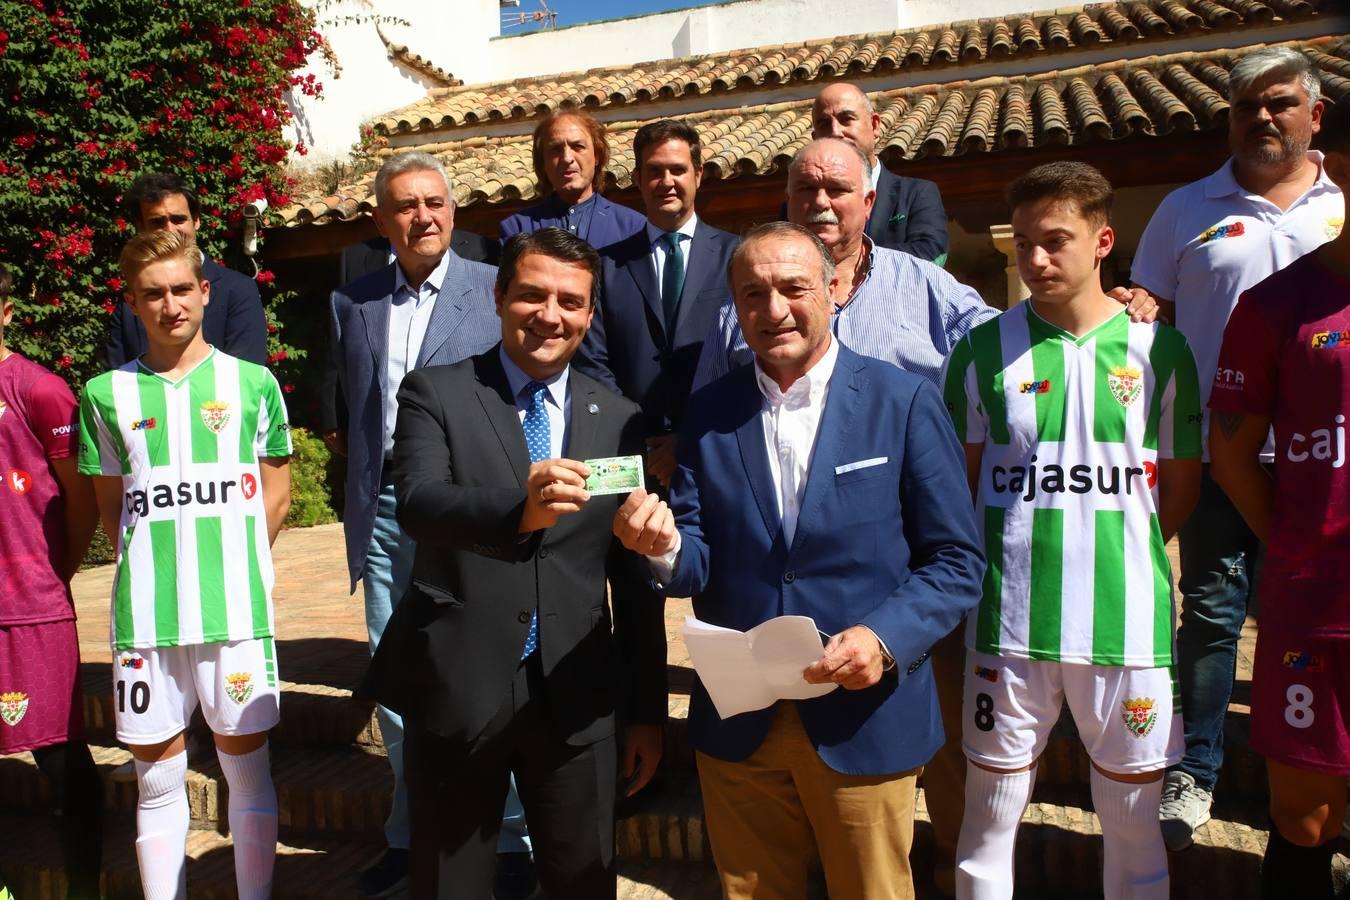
0, 741, 393, 838
0, 812, 722, 900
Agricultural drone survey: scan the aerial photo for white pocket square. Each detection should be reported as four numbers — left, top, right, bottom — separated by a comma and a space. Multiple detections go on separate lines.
835, 456, 888, 475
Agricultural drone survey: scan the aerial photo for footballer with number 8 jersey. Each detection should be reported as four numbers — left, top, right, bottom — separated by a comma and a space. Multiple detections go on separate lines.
943, 163, 1201, 900
77, 231, 292, 900
1209, 100, 1350, 900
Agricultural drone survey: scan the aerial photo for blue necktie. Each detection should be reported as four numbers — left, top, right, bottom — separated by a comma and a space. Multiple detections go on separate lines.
520, 381, 550, 660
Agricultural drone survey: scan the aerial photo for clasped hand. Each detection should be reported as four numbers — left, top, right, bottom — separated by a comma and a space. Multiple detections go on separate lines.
612, 488, 678, 557
519, 458, 591, 533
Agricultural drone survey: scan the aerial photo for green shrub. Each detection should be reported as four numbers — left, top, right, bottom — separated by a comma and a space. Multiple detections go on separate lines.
81, 523, 115, 569
285, 426, 337, 529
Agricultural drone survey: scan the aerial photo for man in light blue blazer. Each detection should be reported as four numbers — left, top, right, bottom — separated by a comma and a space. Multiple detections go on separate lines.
615, 223, 985, 900
499, 109, 646, 251
329, 151, 507, 898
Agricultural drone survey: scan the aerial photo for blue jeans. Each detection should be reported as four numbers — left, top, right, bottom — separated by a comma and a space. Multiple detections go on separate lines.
365, 482, 530, 853
1173, 466, 1262, 792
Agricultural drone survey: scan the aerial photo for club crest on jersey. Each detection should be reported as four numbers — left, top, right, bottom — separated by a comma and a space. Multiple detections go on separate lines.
1121, 697, 1157, 739
1199, 221, 1245, 244
1283, 651, 1325, 672
1019, 380, 1052, 395
200, 401, 230, 434
1311, 331, 1345, 350
225, 672, 254, 704
1328, 217, 1344, 240
119, 653, 145, 670
0, 692, 29, 727
1108, 367, 1143, 408
131, 417, 157, 431
973, 665, 999, 683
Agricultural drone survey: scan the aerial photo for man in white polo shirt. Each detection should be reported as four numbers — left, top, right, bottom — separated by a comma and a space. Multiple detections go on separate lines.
1131, 45, 1344, 851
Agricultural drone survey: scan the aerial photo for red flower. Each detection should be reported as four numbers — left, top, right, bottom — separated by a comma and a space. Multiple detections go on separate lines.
49, 296, 62, 307
256, 270, 275, 284
283, 383, 296, 394
57, 355, 73, 369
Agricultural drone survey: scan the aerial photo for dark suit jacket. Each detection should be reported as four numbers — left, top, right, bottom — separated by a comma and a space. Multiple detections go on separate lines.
499, 193, 646, 251
322, 233, 500, 433
778, 165, 949, 263
328, 252, 501, 591
106, 257, 266, 367
868, 167, 948, 263
575, 221, 739, 435
661, 344, 984, 775
365, 349, 668, 747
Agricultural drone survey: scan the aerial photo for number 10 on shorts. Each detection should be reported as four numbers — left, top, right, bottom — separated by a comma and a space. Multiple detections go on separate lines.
117, 678, 150, 714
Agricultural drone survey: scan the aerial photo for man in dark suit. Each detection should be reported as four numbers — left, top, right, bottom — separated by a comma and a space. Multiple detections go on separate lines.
366, 228, 667, 898
321, 230, 500, 452
615, 223, 983, 899
810, 83, 949, 264
499, 109, 646, 250
105, 173, 267, 366
329, 151, 503, 897
575, 119, 738, 489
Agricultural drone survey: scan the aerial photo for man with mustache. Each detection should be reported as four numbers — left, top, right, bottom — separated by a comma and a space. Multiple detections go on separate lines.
1131, 46, 1345, 851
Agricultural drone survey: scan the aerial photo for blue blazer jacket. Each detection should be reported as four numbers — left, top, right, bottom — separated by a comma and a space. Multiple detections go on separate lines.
575, 220, 739, 434
106, 257, 266, 367
868, 167, 949, 264
328, 252, 500, 591
661, 344, 985, 775
499, 193, 646, 251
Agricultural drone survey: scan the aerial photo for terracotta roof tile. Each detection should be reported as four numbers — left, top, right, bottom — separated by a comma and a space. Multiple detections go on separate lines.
368, 0, 1328, 136
284, 37, 1347, 226
375, 25, 460, 88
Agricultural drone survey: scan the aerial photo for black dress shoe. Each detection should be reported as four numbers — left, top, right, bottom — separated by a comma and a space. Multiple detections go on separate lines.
358, 848, 410, 898
494, 851, 540, 900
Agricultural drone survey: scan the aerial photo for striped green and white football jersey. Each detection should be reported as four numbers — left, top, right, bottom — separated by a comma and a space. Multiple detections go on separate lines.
77, 349, 293, 651
941, 304, 1201, 667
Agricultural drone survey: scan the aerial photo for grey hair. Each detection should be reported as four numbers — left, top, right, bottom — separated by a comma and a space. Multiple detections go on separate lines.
786, 137, 873, 195
373, 152, 455, 208
1229, 47, 1321, 105
726, 222, 836, 294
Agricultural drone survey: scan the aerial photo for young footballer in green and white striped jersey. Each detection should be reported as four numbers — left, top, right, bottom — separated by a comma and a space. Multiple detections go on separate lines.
78, 231, 290, 900
944, 163, 1201, 900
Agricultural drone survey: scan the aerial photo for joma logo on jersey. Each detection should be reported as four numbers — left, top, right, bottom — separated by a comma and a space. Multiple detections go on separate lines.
1283, 651, 1325, 672
973, 666, 999, 683
124, 479, 241, 515
1311, 331, 1345, 350
130, 417, 157, 431
991, 456, 1156, 502
119, 653, 145, 670
1199, 221, 1245, 243
1019, 380, 1051, 394
200, 401, 230, 434
1287, 415, 1345, 469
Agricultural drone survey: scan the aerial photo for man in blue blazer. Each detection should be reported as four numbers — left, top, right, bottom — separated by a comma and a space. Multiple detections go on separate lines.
615, 223, 984, 900
106, 173, 267, 367
811, 83, 949, 264
499, 109, 646, 250
575, 119, 738, 488
329, 151, 501, 897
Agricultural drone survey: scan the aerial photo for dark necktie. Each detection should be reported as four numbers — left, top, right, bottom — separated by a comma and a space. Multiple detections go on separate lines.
519, 380, 550, 659
661, 232, 685, 334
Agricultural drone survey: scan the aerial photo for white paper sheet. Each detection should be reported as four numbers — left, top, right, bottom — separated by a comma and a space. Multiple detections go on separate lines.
682, 615, 838, 719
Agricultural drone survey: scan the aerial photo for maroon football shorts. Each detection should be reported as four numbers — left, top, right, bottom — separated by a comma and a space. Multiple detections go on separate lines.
0, 619, 85, 754
1251, 625, 1350, 777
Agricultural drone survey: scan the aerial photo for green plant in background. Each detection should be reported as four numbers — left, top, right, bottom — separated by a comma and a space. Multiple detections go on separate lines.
284, 426, 337, 529
0, 0, 322, 389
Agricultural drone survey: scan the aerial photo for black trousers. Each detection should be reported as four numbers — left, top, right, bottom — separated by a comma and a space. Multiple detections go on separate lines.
403, 656, 617, 899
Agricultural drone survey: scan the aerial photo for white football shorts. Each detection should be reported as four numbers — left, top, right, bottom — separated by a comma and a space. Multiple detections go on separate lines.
962, 650, 1182, 775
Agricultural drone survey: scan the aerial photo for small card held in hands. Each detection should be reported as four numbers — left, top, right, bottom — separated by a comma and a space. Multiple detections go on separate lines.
583, 455, 644, 496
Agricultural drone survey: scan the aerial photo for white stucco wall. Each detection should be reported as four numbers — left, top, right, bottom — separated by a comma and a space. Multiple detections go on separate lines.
289, 0, 1047, 165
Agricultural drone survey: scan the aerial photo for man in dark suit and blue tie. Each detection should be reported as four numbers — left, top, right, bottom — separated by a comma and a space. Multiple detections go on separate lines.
328, 151, 505, 897
499, 109, 646, 251
105, 173, 267, 367
365, 228, 666, 899
812, 83, 949, 264
615, 222, 984, 900
575, 119, 739, 489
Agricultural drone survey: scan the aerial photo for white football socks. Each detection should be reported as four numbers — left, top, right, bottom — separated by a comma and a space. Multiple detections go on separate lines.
955, 764, 1036, 900
134, 753, 189, 900
1090, 768, 1168, 900
217, 741, 279, 900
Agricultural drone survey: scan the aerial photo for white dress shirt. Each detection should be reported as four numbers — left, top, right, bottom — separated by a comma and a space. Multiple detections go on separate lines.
645, 214, 699, 296
383, 251, 450, 458
499, 347, 569, 459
